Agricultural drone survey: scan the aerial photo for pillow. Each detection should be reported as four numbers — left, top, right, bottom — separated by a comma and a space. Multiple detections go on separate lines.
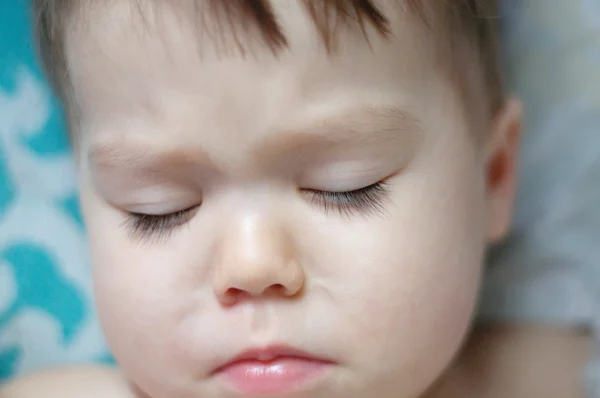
479, 0, 600, 395
0, 1, 111, 381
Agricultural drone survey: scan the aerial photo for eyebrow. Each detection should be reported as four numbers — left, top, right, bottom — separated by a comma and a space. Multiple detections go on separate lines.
262, 104, 423, 154
88, 104, 423, 171
89, 138, 214, 173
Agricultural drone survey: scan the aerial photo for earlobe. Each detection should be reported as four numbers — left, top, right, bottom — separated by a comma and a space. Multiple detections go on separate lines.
485, 97, 523, 244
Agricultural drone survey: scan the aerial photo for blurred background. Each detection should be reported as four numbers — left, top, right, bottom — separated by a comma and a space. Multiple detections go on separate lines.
0, 0, 112, 380
0, 0, 599, 388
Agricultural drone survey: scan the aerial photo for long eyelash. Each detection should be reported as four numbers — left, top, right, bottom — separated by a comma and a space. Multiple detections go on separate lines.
123, 182, 388, 240
123, 206, 199, 241
305, 181, 390, 217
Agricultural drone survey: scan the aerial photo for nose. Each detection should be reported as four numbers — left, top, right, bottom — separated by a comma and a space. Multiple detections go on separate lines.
212, 214, 305, 305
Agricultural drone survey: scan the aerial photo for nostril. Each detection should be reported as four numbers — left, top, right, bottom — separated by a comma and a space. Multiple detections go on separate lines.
226, 287, 243, 297
221, 288, 244, 305
266, 283, 290, 297
270, 283, 302, 297
272, 283, 285, 291
225, 284, 287, 302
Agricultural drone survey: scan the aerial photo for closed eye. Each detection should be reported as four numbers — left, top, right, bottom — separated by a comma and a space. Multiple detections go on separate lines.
124, 205, 200, 241
302, 180, 390, 217
123, 180, 390, 241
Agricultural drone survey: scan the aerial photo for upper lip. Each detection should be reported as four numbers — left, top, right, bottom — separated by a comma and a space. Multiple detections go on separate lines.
212, 345, 334, 373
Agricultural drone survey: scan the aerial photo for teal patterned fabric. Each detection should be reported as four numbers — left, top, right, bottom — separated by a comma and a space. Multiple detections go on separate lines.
0, 0, 111, 381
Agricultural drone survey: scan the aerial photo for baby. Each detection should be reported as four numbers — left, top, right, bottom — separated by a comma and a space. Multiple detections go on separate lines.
0, 0, 592, 397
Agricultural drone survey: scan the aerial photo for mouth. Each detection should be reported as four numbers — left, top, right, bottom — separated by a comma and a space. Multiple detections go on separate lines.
212, 345, 334, 395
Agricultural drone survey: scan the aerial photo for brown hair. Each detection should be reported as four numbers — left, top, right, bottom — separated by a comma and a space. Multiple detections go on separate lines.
32, 0, 501, 135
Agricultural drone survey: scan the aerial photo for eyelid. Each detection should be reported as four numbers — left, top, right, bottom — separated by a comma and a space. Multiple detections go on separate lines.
122, 175, 393, 241
303, 180, 390, 218
123, 205, 200, 240
298, 161, 402, 193
301, 180, 383, 194
301, 165, 400, 192
122, 197, 202, 216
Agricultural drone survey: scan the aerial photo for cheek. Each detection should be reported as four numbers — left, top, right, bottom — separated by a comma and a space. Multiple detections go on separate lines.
307, 141, 486, 391
79, 188, 200, 384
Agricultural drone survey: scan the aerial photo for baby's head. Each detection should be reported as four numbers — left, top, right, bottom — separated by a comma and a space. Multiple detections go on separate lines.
34, 1, 521, 397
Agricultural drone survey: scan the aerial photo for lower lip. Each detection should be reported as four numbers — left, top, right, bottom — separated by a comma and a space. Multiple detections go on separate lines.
217, 357, 330, 395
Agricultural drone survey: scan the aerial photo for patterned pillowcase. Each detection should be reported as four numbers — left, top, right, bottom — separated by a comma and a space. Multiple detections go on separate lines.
0, 1, 111, 381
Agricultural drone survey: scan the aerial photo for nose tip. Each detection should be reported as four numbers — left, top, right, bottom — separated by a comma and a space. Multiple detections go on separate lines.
214, 259, 305, 305
212, 214, 305, 306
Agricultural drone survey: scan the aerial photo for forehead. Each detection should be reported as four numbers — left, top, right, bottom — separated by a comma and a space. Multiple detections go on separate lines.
64, 0, 429, 50
64, 0, 435, 58
63, 0, 466, 155
65, 1, 440, 100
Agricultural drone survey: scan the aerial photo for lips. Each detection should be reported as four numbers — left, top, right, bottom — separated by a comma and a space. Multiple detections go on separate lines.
212, 345, 334, 395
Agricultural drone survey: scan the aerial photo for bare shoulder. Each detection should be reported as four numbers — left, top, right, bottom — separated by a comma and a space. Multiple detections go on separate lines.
426, 323, 593, 398
0, 365, 133, 398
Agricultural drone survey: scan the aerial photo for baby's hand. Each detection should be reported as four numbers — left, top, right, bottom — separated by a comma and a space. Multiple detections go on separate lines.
0, 365, 133, 398
425, 324, 592, 398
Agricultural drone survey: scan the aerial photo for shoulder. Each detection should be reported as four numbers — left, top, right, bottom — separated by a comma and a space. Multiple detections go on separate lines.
0, 365, 133, 398
426, 323, 592, 398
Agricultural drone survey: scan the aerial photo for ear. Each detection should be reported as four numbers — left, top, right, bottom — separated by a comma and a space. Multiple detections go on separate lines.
484, 97, 522, 244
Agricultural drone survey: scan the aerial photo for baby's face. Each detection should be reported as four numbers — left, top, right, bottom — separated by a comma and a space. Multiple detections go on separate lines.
67, 2, 516, 397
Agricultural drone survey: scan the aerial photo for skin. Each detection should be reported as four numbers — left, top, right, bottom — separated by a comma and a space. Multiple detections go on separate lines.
426, 324, 592, 398
3, 1, 535, 397
0, 325, 591, 397
0, 366, 133, 398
